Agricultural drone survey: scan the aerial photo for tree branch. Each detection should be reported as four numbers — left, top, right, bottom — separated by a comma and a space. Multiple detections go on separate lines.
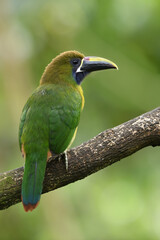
0, 107, 160, 210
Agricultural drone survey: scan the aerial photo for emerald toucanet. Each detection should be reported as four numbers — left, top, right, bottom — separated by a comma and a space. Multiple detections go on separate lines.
19, 50, 118, 212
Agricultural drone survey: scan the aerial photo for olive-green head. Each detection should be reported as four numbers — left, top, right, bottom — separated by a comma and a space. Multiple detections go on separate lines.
40, 50, 118, 85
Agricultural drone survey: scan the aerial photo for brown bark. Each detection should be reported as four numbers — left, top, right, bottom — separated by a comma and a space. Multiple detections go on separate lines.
0, 107, 160, 210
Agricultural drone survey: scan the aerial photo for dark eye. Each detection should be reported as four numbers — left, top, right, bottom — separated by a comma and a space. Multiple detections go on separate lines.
71, 58, 81, 66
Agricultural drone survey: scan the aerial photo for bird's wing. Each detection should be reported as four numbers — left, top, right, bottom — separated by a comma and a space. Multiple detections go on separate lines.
19, 84, 82, 154
48, 87, 82, 154
19, 102, 30, 151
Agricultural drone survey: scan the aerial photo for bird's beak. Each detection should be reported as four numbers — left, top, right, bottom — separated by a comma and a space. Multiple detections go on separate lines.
77, 56, 118, 73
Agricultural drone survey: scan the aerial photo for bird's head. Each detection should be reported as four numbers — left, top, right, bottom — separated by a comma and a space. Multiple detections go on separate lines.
40, 50, 118, 85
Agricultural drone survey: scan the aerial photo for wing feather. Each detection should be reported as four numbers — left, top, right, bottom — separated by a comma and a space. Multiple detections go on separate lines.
49, 87, 82, 154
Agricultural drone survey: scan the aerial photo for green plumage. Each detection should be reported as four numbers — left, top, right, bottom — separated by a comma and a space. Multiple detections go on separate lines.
19, 84, 82, 153
19, 83, 82, 209
19, 50, 117, 211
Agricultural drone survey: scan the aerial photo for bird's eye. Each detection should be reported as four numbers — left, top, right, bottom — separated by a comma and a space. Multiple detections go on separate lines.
71, 58, 81, 66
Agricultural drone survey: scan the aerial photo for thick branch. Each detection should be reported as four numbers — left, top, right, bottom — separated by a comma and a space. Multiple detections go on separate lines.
0, 107, 160, 210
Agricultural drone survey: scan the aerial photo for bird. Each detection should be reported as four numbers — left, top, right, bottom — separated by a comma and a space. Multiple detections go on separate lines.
19, 50, 118, 212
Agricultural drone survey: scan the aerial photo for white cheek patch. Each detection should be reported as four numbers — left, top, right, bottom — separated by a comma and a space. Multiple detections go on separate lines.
76, 59, 84, 73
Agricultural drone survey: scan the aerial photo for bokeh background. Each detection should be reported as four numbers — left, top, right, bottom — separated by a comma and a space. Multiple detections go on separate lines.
0, 0, 160, 239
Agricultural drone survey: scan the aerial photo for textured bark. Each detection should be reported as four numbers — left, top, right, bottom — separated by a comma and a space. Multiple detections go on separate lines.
0, 107, 160, 210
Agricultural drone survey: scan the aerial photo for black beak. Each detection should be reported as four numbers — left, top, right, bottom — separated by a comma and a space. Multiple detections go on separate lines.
77, 56, 118, 73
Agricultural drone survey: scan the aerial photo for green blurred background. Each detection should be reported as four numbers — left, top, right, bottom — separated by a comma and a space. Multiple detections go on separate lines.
0, 0, 160, 239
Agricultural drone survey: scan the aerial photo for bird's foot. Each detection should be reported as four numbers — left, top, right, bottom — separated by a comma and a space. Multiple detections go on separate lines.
48, 151, 68, 171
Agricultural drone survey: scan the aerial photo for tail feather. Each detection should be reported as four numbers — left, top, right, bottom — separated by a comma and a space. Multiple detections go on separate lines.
22, 196, 39, 212
21, 152, 47, 212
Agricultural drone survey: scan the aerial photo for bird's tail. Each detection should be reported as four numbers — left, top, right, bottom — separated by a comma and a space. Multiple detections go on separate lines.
21, 151, 47, 212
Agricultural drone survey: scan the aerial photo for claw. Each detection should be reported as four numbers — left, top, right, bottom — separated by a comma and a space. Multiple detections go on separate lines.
64, 151, 68, 171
